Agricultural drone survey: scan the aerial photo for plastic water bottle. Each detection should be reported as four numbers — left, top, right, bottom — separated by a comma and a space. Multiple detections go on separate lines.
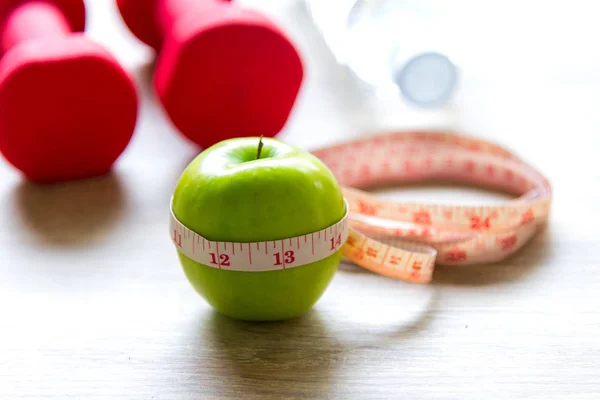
305, 0, 458, 108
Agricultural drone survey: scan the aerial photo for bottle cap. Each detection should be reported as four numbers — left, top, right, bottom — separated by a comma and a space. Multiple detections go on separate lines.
393, 51, 457, 108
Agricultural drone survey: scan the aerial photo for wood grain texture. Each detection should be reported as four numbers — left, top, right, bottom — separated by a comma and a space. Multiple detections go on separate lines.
1, 1, 599, 399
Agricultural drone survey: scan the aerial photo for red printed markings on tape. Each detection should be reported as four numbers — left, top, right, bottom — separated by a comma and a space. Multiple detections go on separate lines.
170, 206, 350, 272
312, 130, 552, 284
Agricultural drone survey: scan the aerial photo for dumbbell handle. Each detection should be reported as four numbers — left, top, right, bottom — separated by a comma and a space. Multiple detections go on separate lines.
1, 1, 71, 54
156, 0, 231, 36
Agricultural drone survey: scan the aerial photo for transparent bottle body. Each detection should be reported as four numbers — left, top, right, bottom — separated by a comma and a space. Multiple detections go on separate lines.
305, 0, 460, 107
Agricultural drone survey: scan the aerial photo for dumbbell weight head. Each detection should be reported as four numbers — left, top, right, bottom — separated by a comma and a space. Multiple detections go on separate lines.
0, 0, 138, 183
116, 0, 303, 149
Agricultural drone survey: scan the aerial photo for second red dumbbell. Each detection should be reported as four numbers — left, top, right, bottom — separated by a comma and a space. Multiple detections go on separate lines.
116, 0, 304, 149
0, 0, 138, 183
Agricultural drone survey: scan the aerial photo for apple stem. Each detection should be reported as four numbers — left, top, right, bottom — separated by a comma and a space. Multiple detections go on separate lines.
256, 135, 264, 160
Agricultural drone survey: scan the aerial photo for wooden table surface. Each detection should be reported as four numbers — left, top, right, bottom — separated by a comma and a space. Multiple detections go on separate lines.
1, 1, 599, 399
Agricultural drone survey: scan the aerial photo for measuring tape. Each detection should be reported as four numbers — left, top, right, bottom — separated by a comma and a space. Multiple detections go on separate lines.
170, 130, 552, 284
170, 203, 350, 272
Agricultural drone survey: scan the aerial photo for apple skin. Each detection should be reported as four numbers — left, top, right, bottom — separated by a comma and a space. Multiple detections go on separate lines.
172, 137, 346, 321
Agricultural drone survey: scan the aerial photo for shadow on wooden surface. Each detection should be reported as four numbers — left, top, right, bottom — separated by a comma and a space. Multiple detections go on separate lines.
11, 171, 127, 247
323, 278, 439, 345
331, 262, 439, 330
198, 309, 342, 398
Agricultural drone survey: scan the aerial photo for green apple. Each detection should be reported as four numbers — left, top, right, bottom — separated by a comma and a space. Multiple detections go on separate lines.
171, 137, 346, 321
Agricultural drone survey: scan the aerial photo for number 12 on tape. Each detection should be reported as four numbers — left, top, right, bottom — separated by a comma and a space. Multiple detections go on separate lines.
170, 208, 350, 272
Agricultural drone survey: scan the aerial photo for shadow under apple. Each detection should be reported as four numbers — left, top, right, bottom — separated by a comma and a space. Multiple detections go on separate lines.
195, 308, 344, 399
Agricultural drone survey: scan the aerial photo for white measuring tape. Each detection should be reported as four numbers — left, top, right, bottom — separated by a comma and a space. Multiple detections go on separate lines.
170, 130, 552, 284
170, 202, 350, 272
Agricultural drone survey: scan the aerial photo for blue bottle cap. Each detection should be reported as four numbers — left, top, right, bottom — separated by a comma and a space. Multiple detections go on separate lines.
393, 51, 457, 108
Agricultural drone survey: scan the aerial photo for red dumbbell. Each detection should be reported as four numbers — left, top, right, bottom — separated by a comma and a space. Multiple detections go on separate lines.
116, 0, 303, 149
0, 0, 138, 183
